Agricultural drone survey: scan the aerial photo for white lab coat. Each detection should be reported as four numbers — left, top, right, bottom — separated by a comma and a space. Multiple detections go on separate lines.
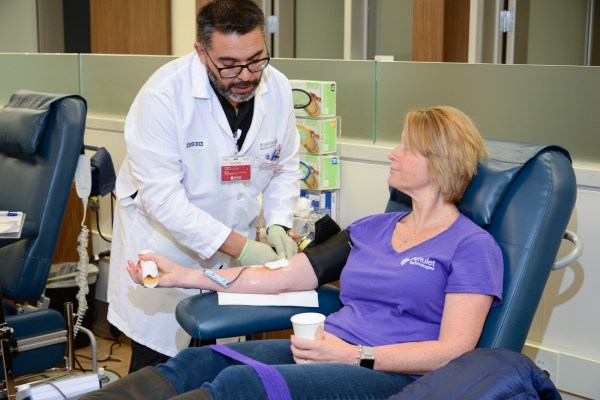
107, 52, 301, 356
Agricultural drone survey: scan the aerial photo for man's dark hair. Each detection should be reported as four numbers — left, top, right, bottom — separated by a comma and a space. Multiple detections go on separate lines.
197, 0, 265, 49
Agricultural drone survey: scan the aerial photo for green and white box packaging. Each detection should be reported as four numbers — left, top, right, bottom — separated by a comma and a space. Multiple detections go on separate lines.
299, 154, 340, 190
290, 80, 337, 117
296, 117, 338, 155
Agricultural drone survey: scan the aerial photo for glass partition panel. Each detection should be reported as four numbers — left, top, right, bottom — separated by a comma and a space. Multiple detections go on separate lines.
80, 54, 175, 119
271, 58, 376, 142
376, 62, 600, 164
0, 53, 79, 105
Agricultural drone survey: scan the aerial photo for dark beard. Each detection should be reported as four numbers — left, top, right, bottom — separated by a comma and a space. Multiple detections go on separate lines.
206, 67, 260, 103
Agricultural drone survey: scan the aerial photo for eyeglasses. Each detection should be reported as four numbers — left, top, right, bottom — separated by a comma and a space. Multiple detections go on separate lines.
203, 48, 270, 79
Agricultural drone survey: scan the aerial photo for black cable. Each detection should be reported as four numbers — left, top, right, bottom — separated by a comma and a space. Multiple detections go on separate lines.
109, 340, 122, 353
95, 210, 111, 243
228, 266, 250, 286
74, 355, 89, 373
75, 330, 123, 364
110, 191, 115, 230
90, 331, 120, 342
76, 351, 122, 363
89, 191, 116, 247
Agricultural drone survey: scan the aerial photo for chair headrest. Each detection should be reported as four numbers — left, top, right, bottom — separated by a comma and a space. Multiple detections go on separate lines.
460, 140, 571, 226
387, 139, 572, 227
0, 90, 84, 155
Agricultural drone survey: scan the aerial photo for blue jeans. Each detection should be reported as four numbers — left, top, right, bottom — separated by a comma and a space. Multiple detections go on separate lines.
156, 339, 415, 399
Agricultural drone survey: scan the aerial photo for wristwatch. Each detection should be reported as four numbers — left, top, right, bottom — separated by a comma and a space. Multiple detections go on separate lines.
360, 345, 375, 369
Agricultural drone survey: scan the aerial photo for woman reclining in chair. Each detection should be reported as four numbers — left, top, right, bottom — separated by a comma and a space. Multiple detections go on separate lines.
83, 106, 503, 400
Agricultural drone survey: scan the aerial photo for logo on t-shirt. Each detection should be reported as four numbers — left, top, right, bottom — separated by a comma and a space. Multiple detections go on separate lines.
401, 256, 436, 271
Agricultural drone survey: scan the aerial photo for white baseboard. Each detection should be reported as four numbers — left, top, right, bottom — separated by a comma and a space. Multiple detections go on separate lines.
524, 342, 600, 399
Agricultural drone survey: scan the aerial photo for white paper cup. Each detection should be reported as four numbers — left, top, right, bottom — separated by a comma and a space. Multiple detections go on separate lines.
290, 312, 326, 339
140, 249, 159, 288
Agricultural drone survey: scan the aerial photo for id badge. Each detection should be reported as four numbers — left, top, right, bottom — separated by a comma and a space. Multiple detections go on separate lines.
221, 156, 251, 182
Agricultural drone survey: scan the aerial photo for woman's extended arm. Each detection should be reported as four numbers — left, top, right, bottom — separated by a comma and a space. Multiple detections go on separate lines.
128, 252, 319, 294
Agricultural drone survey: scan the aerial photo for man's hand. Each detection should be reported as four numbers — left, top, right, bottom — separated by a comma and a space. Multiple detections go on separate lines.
267, 225, 298, 258
237, 238, 280, 265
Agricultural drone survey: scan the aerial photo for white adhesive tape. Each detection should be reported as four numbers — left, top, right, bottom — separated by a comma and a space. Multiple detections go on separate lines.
140, 249, 159, 288
264, 259, 290, 269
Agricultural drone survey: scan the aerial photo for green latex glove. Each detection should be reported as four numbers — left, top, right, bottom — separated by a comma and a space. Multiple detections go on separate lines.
267, 224, 298, 258
237, 239, 280, 266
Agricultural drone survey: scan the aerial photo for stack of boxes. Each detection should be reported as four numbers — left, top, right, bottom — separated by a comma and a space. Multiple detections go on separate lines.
290, 80, 340, 221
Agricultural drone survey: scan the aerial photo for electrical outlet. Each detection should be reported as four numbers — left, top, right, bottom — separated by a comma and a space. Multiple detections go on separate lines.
523, 344, 559, 381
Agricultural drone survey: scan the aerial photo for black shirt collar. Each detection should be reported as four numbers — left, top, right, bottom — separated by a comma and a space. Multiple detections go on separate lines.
210, 80, 254, 151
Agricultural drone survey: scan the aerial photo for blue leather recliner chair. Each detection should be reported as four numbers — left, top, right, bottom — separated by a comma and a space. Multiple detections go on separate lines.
175, 139, 580, 354
0, 90, 87, 397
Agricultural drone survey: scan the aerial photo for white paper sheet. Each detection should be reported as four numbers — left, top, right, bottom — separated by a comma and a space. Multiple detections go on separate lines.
0, 211, 25, 238
217, 290, 319, 307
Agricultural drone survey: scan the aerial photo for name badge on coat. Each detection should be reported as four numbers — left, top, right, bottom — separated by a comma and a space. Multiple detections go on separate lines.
221, 156, 251, 182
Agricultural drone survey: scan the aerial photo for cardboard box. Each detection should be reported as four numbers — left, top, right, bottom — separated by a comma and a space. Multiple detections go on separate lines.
297, 117, 338, 154
300, 189, 339, 222
290, 80, 336, 117
299, 154, 340, 190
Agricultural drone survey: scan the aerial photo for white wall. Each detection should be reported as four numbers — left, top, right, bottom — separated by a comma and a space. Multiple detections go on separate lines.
171, 0, 197, 56
523, 186, 600, 398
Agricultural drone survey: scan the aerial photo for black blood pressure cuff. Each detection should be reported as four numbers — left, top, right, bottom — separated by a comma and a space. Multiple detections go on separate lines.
303, 229, 353, 286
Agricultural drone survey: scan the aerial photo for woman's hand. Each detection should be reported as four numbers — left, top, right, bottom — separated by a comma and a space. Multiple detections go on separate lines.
290, 329, 358, 365
126, 252, 189, 288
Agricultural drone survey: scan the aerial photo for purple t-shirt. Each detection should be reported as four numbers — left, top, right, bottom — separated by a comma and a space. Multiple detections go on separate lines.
324, 212, 503, 346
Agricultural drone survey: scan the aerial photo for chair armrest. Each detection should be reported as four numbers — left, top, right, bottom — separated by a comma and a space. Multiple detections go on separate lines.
175, 285, 342, 340
0, 221, 38, 249
553, 230, 583, 270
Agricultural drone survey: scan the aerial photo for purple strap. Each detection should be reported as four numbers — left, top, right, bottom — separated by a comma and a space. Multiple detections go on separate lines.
208, 344, 292, 400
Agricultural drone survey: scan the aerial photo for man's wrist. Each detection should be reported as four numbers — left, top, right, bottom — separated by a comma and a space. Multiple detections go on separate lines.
268, 224, 290, 234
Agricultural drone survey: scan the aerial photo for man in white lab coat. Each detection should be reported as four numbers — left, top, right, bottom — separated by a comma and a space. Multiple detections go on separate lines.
106, 0, 301, 372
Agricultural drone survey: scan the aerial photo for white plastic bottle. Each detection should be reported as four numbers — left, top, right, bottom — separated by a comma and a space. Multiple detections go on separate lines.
98, 367, 110, 388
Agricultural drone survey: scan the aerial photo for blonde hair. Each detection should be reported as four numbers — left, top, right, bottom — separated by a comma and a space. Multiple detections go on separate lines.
403, 106, 488, 203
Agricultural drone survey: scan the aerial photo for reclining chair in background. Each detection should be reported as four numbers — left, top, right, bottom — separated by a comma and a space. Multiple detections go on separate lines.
0, 90, 87, 398
175, 140, 581, 388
